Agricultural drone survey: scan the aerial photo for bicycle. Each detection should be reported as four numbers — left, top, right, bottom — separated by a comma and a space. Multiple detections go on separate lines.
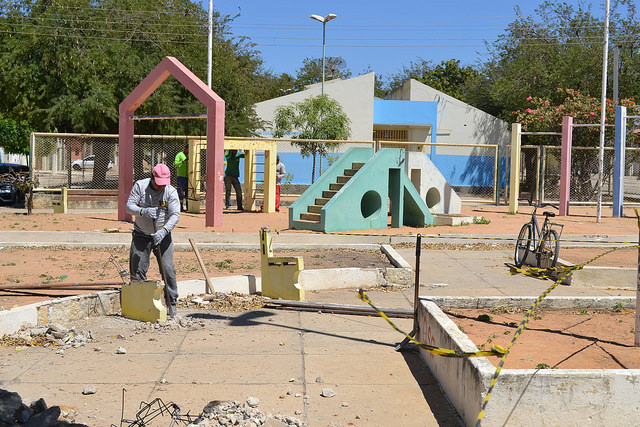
514, 203, 564, 269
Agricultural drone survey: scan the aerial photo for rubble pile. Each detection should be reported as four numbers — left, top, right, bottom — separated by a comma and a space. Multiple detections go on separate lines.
132, 315, 206, 333
0, 388, 87, 426
181, 292, 266, 312
189, 398, 306, 427
0, 323, 94, 349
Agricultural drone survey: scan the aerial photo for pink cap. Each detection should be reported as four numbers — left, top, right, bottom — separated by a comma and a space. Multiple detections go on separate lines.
152, 164, 171, 185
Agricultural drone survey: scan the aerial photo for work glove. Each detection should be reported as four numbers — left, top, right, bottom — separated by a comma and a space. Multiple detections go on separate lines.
140, 207, 158, 219
152, 227, 168, 247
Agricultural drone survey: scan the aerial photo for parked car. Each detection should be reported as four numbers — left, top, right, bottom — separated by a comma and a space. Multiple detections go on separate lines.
71, 155, 114, 170
0, 163, 30, 206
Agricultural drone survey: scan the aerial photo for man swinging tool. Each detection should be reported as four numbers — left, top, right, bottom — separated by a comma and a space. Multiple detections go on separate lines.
126, 164, 181, 318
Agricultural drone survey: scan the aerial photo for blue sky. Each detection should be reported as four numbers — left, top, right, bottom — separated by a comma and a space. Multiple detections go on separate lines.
208, 0, 603, 78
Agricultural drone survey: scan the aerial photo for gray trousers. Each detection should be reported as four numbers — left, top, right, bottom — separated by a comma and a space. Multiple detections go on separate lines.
129, 231, 178, 306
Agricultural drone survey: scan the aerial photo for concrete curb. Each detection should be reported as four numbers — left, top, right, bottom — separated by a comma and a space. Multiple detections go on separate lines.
423, 295, 636, 310
1, 244, 413, 335
0, 291, 121, 336
416, 298, 640, 426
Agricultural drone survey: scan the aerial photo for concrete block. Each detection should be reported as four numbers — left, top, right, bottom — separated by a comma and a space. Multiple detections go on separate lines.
178, 276, 259, 296
260, 227, 305, 301
299, 268, 382, 290
384, 267, 412, 285
0, 304, 39, 336
121, 280, 167, 323
432, 214, 475, 226
381, 244, 412, 269
52, 187, 67, 214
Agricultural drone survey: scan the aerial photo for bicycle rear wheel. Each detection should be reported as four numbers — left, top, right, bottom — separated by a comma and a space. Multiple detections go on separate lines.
514, 224, 532, 267
538, 229, 559, 269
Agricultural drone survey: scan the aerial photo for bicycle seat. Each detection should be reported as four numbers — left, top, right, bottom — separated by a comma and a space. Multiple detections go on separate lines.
543, 211, 556, 218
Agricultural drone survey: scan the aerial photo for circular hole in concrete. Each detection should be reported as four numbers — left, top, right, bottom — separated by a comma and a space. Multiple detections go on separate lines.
426, 187, 441, 209
360, 190, 382, 219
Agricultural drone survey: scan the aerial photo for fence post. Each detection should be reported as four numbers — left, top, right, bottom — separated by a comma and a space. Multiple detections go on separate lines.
508, 123, 521, 214
559, 116, 573, 216
613, 106, 626, 217
494, 145, 500, 206
636, 215, 640, 347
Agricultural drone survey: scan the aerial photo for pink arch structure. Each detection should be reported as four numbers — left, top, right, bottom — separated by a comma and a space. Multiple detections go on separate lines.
118, 56, 225, 227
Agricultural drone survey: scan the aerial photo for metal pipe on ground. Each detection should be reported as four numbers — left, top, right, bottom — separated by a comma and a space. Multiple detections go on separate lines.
265, 299, 412, 318
0, 281, 122, 290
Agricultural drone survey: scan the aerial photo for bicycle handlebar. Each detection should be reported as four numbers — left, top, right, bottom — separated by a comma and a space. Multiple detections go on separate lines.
516, 199, 558, 210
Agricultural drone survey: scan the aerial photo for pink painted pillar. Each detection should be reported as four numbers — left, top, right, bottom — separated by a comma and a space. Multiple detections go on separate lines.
118, 107, 135, 223
559, 116, 573, 216
206, 105, 225, 227
117, 57, 224, 227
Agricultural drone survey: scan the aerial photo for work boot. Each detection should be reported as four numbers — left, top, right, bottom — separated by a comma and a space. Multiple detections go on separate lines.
167, 304, 177, 319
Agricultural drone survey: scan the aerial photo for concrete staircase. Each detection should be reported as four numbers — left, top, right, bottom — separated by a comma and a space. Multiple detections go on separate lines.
289, 147, 432, 233
298, 162, 365, 225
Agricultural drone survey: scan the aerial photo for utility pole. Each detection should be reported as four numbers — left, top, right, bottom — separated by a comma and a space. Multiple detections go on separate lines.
596, 0, 610, 223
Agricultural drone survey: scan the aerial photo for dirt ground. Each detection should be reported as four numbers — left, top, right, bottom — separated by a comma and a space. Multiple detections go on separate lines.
1, 204, 639, 236
1, 204, 639, 307
446, 307, 640, 370
0, 248, 390, 309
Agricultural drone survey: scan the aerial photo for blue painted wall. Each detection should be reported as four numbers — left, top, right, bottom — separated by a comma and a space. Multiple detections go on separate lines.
269, 152, 505, 188
373, 100, 437, 129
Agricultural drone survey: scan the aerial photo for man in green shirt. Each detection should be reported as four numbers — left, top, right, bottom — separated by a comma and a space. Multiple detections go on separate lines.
224, 149, 244, 210
174, 144, 189, 212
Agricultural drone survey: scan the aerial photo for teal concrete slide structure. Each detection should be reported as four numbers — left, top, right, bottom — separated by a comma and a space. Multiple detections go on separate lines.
289, 147, 433, 232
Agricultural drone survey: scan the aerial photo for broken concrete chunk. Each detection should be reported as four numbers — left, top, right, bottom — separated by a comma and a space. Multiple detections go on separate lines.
246, 396, 259, 408
320, 388, 336, 398
82, 385, 97, 395
47, 323, 68, 333
29, 327, 48, 336
116, 347, 127, 354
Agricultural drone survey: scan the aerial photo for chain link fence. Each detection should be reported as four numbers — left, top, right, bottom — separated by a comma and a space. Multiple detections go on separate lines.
519, 145, 640, 205
31, 133, 205, 191
423, 143, 500, 203
31, 133, 503, 205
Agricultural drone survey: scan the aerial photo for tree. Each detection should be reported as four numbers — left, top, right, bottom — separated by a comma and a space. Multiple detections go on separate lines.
475, 0, 640, 121
273, 95, 351, 183
0, 0, 269, 137
513, 88, 639, 200
385, 59, 480, 102
291, 57, 352, 92
0, 114, 32, 157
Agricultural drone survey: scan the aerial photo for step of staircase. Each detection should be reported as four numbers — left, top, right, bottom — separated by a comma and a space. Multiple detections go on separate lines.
300, 212, 321, 222
322, 190, 337, 199
344, 168, 358, 176
352, 162, 365, 170
308, 205, 323, 214
294, 218, 323, 227
315, 197, 331, 206
336, 175, 350, 184
329, 182, 344, 191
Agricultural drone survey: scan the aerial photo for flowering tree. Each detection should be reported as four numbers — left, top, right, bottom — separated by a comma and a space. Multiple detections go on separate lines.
513, 89, 639, 201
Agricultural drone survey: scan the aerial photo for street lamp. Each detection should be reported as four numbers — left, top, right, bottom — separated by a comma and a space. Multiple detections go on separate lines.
310, 13, 337, 95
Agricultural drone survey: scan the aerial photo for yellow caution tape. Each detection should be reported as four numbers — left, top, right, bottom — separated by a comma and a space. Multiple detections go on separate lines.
475, 243, 640, 426
358, 236, 638, 425
357, 289, 506, 358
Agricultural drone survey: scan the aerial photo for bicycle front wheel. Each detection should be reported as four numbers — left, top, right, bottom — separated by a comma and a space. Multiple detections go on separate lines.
514, 224, 532, 267
538, 229, 559, 269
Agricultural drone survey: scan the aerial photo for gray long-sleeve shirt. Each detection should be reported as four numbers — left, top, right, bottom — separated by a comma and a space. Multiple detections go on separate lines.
125, 178, 181, 235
